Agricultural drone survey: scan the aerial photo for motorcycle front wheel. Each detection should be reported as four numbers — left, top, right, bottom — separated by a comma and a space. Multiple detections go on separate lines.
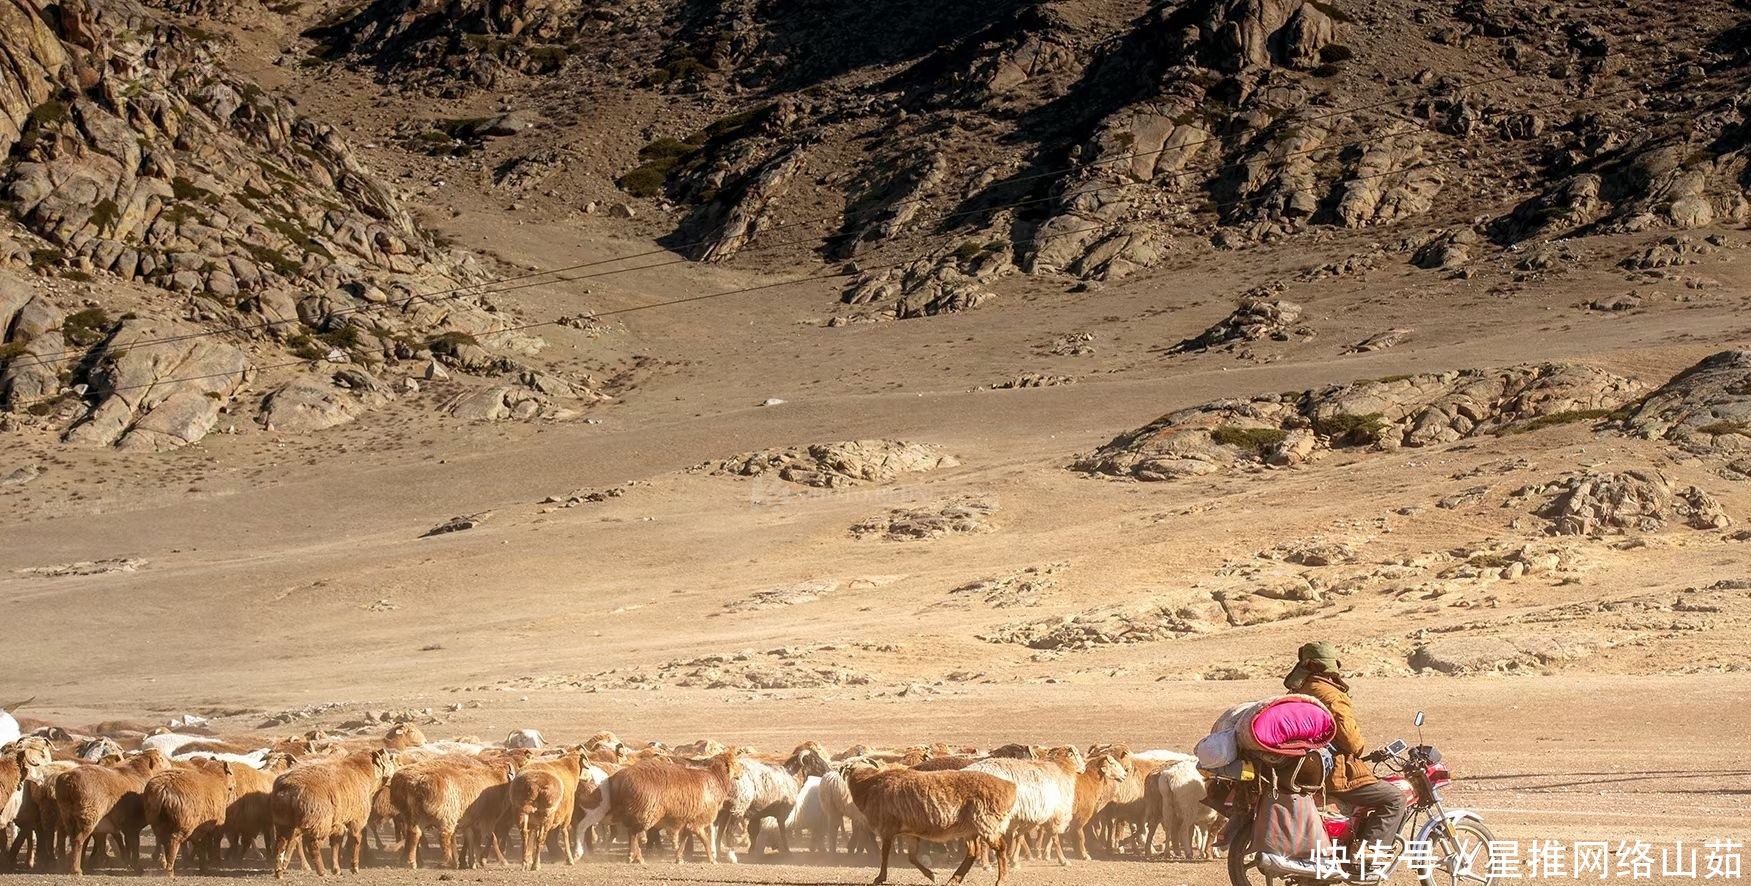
1419, 820, 1500, 886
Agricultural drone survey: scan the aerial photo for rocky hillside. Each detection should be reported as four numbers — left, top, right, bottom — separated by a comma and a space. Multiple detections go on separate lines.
0, 0, 577, 450
319, 0, 1751, 317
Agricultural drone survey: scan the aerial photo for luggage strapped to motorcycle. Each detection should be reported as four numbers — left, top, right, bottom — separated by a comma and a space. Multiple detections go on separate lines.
1256, 745, 1333, 795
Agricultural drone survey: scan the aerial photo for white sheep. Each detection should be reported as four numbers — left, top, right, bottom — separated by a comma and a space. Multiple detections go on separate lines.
967, 746, 1085, 866
720, 755, 801, 861
1154, 760, 1219, 859
817, 762, 873, 854
505, 729, 544, 749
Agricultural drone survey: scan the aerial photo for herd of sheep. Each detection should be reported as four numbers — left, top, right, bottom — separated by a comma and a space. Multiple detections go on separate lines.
0, 721, 1221, 884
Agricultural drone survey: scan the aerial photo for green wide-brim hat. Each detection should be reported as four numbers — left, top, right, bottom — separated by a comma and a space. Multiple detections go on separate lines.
1284, 640, 1342, 690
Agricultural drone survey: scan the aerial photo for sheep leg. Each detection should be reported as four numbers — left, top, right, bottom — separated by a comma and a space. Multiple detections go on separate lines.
67, 827, 91, 875
947, 840, 980, 885
402, 821, 420, 868
1075, 822, 1091, 861
704, 823, 720, 864
746, 816, 764, 859
627, 827, 645, 864
271, 828, 294, 879
299, 831, 324, 877
906, 839, 936, 881
520, 819, 538, 871
438, 826, 457, 869
164, 833, 183, 878
992, 836, 1010, 886
776, 809, 794, 857
874, 834, 893, 885
1053, 830, 1070, 867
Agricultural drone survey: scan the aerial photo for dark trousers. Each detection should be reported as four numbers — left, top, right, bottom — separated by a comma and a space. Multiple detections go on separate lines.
1332, 780, 1408, 849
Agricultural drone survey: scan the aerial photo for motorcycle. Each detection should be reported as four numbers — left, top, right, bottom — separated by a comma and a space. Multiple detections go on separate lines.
1224, 711, 1501, 886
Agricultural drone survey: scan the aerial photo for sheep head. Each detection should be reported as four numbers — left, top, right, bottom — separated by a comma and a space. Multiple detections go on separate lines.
1090, 753, 1129, 783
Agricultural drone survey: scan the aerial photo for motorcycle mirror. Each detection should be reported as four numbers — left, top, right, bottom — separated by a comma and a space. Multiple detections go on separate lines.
1414, 711, 1425, 727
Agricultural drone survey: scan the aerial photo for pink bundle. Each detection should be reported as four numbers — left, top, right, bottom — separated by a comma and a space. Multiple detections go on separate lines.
1243, 695, 1335, 756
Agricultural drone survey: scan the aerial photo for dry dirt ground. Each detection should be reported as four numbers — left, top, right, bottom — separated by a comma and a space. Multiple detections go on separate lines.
5, 5, 1751, 876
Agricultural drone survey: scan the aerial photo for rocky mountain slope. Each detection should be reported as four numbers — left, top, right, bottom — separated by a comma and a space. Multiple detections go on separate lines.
318, 0, 1751, 315
0, 0, 591, 451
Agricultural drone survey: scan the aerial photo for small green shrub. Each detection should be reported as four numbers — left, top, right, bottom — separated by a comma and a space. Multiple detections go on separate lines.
316, 325, 362, 350
28, 247, 64, 270
0, 339, 30, 362
1211, 425, 1290, 452
617, 164, 669, 198
286, 333, 327, 360
61, 308, 113, 347
427, 330, 479, 351
1502, 408, 1615, 435
1312, 412, 1387, 445
29, 100, 68, 127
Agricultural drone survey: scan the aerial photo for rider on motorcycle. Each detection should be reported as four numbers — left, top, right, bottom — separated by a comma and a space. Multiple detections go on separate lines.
1284, 641, 1407, 879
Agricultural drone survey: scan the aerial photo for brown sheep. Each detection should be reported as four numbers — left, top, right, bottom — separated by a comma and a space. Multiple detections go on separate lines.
845, 762, 1016, 886
270, 748, 397, 878
604, 749, 743, 864
1066, 751, 1129, 861
53, 748, 171, 873
383, 724, 427, 750
7, 757, 77, 870
390, 754, 508, 868
143, 759, 236, 876
1, 743, 51, 869
509, 747, 588, 870
221, 752, 295, 863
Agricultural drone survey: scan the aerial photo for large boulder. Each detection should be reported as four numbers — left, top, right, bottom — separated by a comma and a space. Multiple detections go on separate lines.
715, 440, 959, 488
1076, 362, 1643, 480
1529, 469, 1732, 536
1618, 351, 1751, 454
63, 319, 249, 451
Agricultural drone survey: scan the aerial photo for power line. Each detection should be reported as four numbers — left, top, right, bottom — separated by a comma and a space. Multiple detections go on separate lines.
5, 69, 1531, 371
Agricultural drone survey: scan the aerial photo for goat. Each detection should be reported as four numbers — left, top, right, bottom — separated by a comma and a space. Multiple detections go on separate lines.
52, 748, 171, 873
604, 749, 742, 864
510, 747, 588, 870
144, 758, 236, 876
270, 748, 397, 878
966, 746, 1084, 866
845, 761, 1015, 886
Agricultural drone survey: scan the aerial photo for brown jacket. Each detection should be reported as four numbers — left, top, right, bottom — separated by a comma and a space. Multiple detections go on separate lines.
1299, 673, 1377, 792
